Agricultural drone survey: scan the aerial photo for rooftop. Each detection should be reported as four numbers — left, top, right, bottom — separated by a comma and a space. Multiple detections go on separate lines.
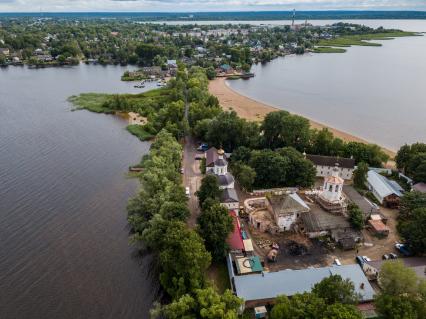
231, 263, 375, 303
367, 170, 404, 199
412, 182, 426, 193
221, 188, 239, 203
365, 258, 426, 279
306, 154, 355, 169
268, 193, 310, 216
227, 211, 244, 251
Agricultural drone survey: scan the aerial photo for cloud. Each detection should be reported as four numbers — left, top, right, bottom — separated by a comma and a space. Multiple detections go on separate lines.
0, 0, 425, 12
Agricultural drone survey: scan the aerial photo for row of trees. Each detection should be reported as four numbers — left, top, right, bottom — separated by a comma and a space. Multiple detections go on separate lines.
270, 275, 362, 319
230, 146, 316, 189
396, 143, 426, 183
194, 110, 389, 167
127, 130, 242, 318
398, 191, 426, 254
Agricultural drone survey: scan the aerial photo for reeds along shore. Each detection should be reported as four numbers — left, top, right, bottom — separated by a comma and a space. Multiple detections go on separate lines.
208, 77, 396, 159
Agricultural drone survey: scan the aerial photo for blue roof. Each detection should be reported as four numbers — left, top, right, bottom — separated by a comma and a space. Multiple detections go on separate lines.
231, 264, 375, 302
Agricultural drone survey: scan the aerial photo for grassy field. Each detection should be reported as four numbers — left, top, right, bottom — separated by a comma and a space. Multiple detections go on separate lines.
313, 46, 347, 53
68, 88, 171, 114
126, 124, 155, 141
68, 93, 113, 113
317, 31, 418, 48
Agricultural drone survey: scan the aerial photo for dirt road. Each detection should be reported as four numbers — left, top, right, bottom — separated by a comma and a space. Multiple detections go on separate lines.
183, 136, 203, 228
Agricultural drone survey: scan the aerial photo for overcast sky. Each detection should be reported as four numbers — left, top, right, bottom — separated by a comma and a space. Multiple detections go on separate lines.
0, 0, 425, 12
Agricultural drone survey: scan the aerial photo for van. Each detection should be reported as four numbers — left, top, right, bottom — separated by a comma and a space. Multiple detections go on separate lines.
185, 187, 190, 198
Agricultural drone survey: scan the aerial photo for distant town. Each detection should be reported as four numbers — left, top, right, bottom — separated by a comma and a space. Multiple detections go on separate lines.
0, 17, 417, 72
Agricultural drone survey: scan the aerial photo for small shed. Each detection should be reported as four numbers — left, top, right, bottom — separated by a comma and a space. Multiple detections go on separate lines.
243, 239, 254, 254
254, 306, 267, 319
368, 219, 390, 236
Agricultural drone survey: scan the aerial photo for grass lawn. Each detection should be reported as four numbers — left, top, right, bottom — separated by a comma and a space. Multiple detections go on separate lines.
207, 261, 231, 293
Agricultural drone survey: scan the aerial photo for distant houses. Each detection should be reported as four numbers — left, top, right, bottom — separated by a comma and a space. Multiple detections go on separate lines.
366, 170, 404, 208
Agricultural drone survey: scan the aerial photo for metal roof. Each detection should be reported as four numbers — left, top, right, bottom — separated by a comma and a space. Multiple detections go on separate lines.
232, 264, 375, 302
306, 154, 355, 169
221, 188, 239, 203
367, 170, 403, 199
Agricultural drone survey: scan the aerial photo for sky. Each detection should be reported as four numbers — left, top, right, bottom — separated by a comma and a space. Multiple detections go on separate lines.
0, 0, 425, 12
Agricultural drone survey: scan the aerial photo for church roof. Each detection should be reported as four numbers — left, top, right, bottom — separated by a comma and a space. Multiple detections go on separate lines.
325, 175, 344, 184
214, 157, 228, 166
217, 173, 234, 186
306, 154, 355, 169
206, 147, 219, 167
268, 193, 309, 216
221, 188, 239, 203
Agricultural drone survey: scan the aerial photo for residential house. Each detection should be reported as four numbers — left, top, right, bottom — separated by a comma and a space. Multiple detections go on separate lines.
306, 154, 355, 180
367, 170, 404, 208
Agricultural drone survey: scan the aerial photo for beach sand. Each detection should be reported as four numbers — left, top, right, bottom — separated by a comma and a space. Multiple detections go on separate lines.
209, 77, 396, 158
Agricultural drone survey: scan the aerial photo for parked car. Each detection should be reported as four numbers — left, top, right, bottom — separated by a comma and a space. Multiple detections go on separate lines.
197, 143, 209, 152
362, 256, 371, 262
395, 242, 413, 256
382, 254, 390, 260
180, 167, 184, 174
334, 258, 342, 266
185, 187, 190, 198
389, 253, 398, 259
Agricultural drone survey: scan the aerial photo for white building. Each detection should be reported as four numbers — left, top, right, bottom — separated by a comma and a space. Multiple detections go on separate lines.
306, 154, 355, 180
267, 193, 310, 232
221, 188, 240, 212
317, 165, 347, 214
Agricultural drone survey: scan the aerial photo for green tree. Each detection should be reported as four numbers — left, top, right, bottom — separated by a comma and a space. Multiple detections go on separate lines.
206, 66, 216, 80
353, 162, 368, 189
231, 162, 256, 192
312, 275, 360, 305
159, 221, 212, 299
196, 175, 222, 206
197, 200, 233, 260
375, 261, 426, 319
399, 191, 426, 220
322, 304, 363, 319
348, 203, 364, 231
152, 287, 242, 319
398, 208, 426, 254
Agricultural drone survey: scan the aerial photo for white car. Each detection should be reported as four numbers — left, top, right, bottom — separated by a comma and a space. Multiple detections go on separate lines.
334, 258, 342, 266
185, 187, 190, 198
362, 256, 371, 262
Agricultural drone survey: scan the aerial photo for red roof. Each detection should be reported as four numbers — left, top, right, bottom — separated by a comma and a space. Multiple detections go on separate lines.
227, 211, 244, 251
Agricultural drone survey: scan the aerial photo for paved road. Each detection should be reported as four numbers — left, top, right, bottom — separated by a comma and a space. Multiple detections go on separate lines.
183, 136, 203, 228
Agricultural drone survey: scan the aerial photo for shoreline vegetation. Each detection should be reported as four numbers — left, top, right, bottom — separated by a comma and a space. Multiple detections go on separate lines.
208, 77, 397, 158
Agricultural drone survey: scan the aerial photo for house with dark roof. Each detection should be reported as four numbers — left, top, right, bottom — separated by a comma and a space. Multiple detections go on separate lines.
207, 148, 235, 190
306, 154, 355, 180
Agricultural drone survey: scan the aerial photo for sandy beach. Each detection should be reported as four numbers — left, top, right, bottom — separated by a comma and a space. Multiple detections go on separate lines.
209, 77, 396, 158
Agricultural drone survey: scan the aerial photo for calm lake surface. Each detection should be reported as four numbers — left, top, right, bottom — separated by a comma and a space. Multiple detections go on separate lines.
0, 65, 160, 318
228, 20, 426, 151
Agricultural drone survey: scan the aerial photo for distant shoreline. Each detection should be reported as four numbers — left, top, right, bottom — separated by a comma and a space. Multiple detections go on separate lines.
208, 77, 396, 158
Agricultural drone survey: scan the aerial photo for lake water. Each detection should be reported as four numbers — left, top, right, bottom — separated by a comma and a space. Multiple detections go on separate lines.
0, 65, 160, 318
227, 20, 426, 151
